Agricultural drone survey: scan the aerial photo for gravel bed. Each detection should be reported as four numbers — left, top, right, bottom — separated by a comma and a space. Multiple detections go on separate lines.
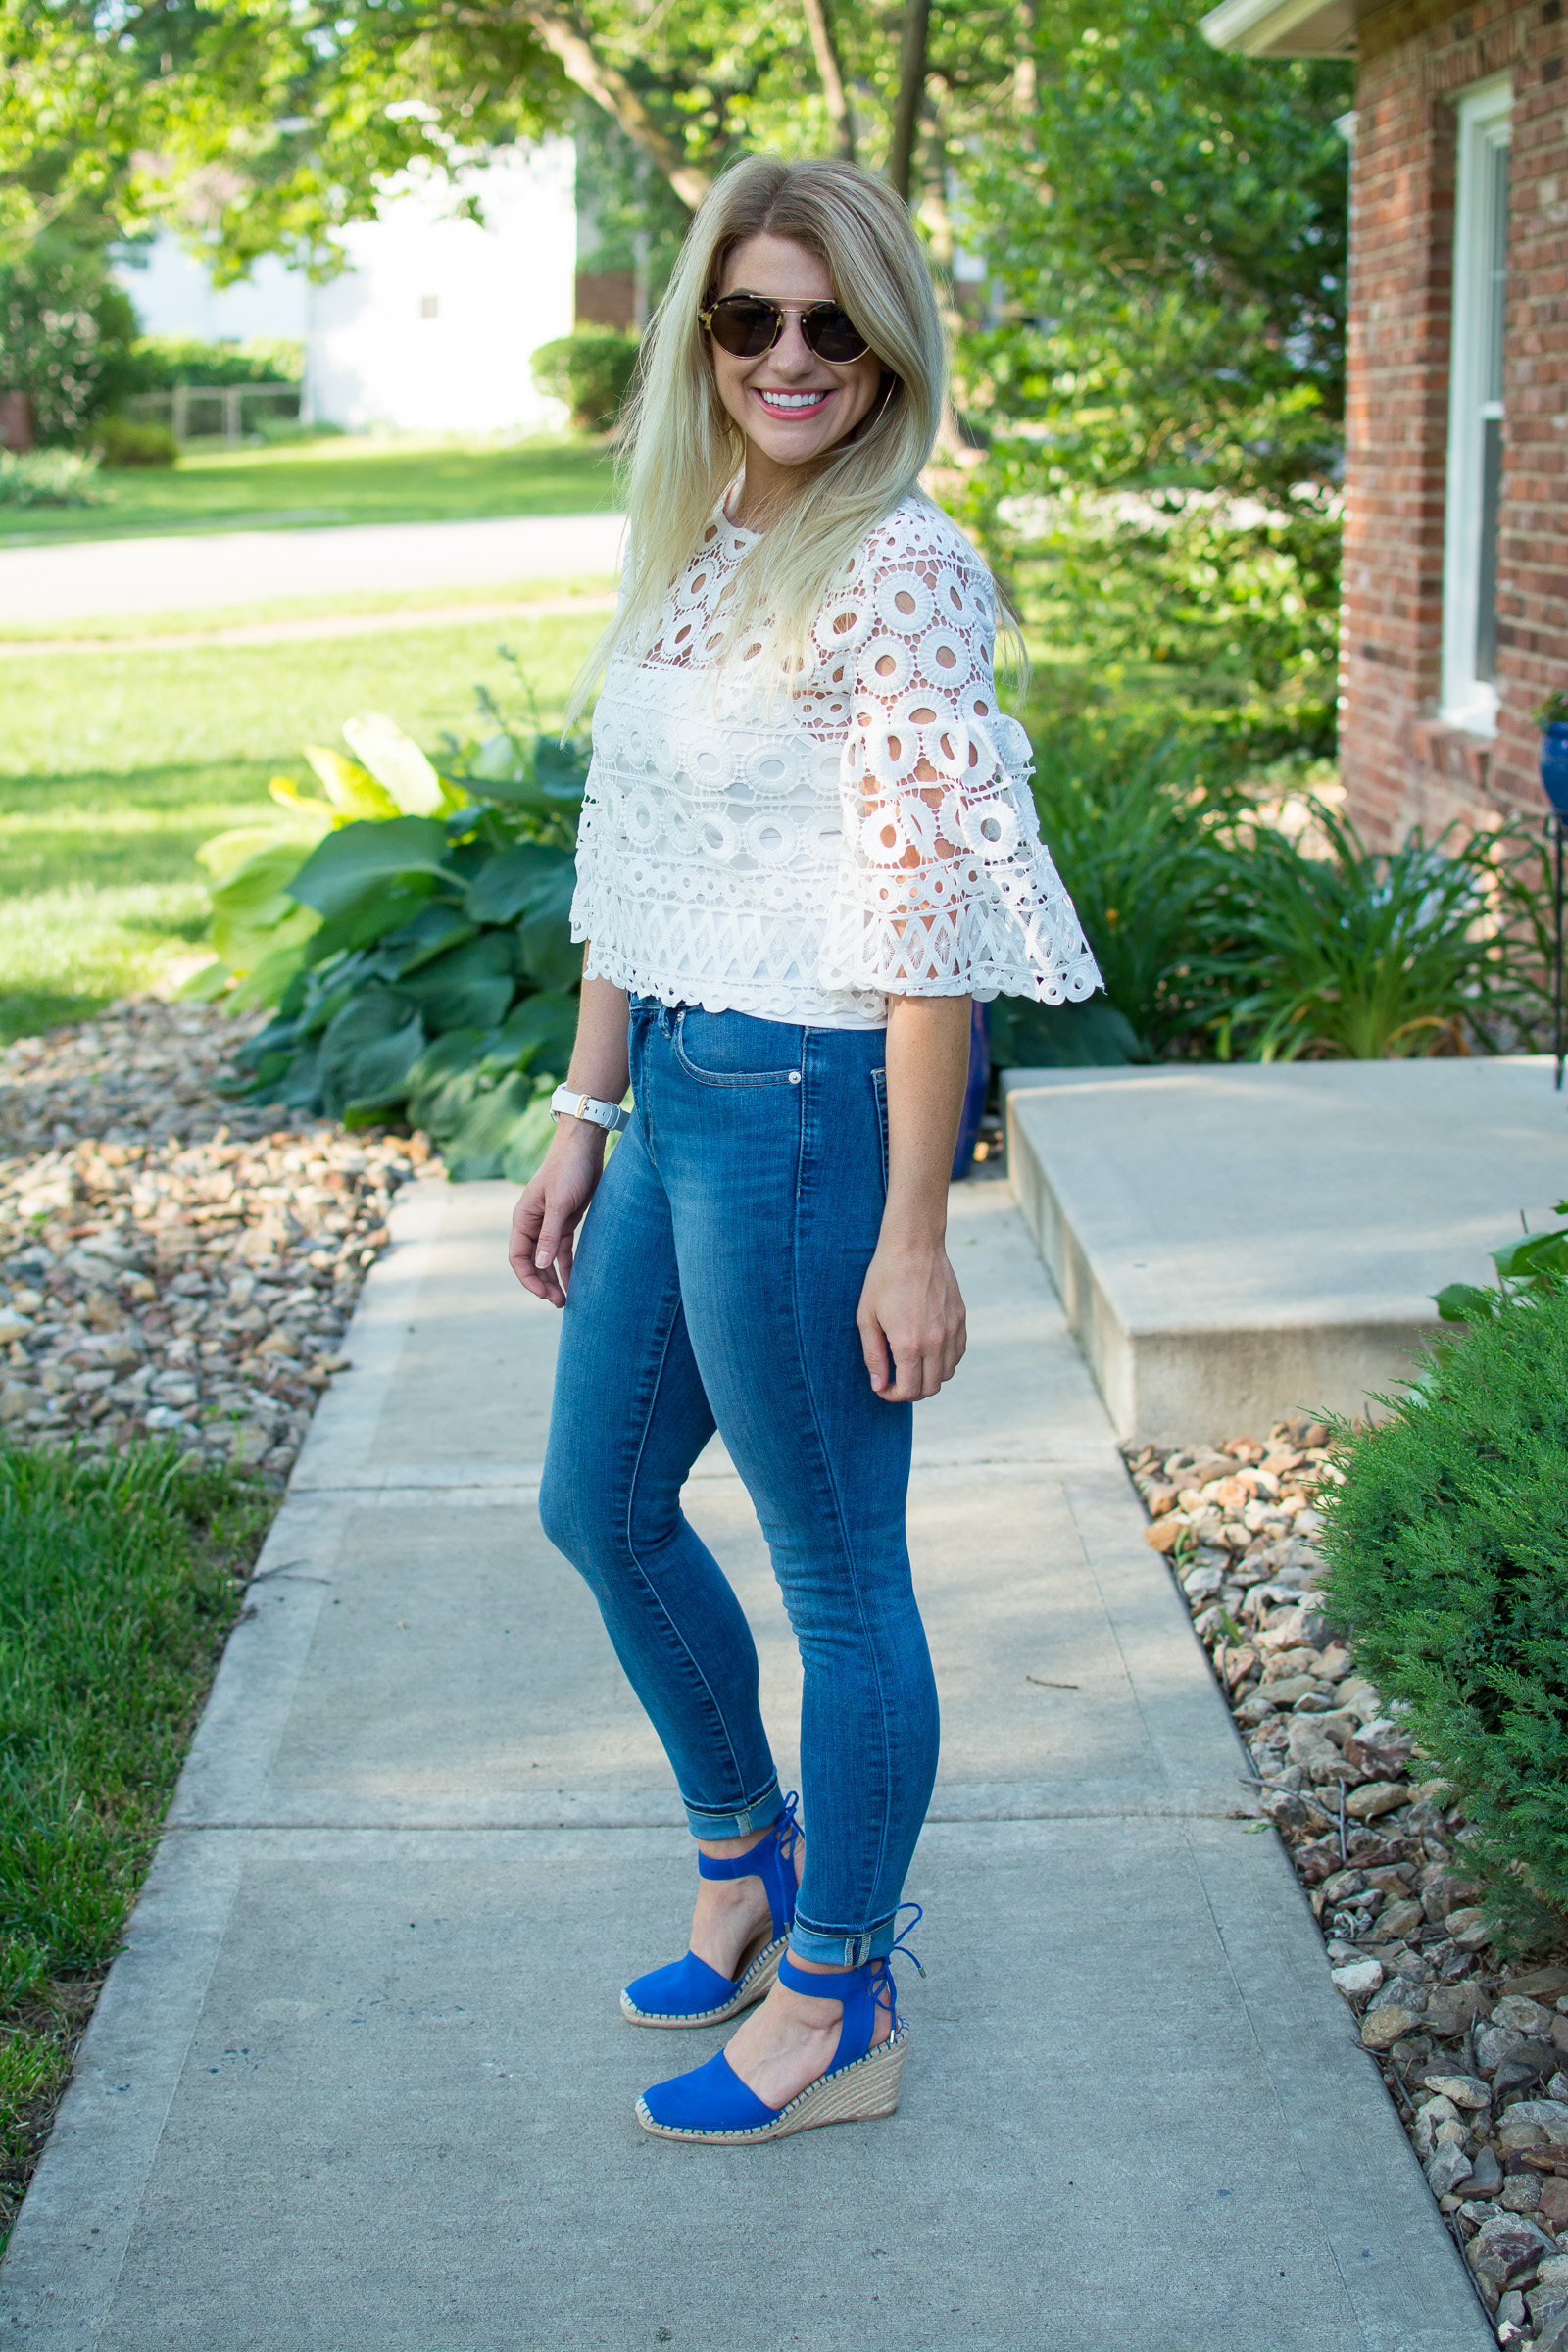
0, 999, 431, 1485
1126, 1428, 1568, 2346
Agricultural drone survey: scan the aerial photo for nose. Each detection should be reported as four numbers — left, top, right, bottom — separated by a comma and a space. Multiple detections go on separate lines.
766, 313, 818, 379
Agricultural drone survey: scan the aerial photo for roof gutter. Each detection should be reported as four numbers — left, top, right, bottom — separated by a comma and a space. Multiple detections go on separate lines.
1199, 0, 1363, 57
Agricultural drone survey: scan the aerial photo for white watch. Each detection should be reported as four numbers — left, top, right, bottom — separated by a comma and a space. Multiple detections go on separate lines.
550, 1085, 630, 1135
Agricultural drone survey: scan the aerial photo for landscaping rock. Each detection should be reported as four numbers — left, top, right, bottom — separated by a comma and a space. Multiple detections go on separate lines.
1466, 2212, 1555, 2290
1122, 1421, 1568, 2299
0, 999, 431, 1487
1361, 2004, 1421, 2053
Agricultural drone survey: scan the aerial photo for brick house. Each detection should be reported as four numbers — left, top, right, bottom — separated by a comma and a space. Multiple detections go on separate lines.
1202, 0, 1567, 847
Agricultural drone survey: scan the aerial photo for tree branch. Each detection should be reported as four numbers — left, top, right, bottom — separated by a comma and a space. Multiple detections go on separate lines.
518, 1, 712, 210
800, 0, 854, 161
888, 0, 931, 205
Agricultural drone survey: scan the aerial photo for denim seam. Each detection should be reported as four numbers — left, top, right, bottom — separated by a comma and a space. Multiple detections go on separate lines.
671, 1009, 800, 1089
789, 1039, 896, 1936
619, 1285, 760, 1825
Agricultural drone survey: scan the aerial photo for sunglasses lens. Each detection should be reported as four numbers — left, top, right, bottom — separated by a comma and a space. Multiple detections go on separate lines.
805, 308, 867, 363
708, 299, 779, 357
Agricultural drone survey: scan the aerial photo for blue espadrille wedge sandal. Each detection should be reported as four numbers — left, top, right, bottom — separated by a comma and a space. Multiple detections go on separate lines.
620, 1794, 803, 2029
634, 1909, 923, 2144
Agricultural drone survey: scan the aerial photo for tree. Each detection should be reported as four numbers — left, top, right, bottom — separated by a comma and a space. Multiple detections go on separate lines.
953, 4, 1353, 764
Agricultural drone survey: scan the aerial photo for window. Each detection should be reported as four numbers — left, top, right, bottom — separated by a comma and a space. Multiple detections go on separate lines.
1441, 74, 1512, 734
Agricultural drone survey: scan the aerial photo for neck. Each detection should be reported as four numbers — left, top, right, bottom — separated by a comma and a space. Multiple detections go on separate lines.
730, 446, 813, 532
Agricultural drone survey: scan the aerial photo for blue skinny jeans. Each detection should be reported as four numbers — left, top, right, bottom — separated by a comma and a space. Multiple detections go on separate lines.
538, 998, 941, 1965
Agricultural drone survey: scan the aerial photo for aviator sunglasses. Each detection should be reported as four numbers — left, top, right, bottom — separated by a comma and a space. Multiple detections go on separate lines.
699, 292, 871, 366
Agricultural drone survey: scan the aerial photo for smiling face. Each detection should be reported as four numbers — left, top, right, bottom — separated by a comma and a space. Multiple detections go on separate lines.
709, 232, 885, 522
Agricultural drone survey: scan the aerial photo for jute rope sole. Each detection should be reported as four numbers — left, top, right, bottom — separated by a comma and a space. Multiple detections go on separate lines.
636, 2024, 909, 2144
619, 1935, 786, 2029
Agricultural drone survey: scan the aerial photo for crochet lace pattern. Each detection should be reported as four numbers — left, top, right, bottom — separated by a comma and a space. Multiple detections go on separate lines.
571, 492, 1102, 1026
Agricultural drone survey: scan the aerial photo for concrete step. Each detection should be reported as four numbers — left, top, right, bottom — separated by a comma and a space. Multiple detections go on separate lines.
1004, 1055, 1567, 1446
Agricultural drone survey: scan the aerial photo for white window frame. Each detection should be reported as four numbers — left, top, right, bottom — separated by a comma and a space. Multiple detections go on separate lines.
1441, 74, 1513, 735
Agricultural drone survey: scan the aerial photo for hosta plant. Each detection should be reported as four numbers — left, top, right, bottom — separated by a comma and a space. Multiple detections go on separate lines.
193, 663, 589, 1182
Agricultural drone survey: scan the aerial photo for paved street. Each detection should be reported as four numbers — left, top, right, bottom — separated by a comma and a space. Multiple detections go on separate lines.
0, 511, 626, 627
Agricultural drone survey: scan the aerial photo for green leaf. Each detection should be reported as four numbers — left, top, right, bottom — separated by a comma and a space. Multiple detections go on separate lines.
317, 989, 422, 1118
480, 990, 579, 1077
342, 713, 447, 816
286, 817, 450, 917
441, 1072, 543, 1181
226, 935, 317, 1011
533, 734, 590, 799
501, 1096, 558, 1185
463, 843, 575, 926
990, 995, 1147, 1069
304, 879, 440, 967
405, 1030, 494, 1137
379, 904, 478, 975
1433, 1283, 1497, 1324
395, 933, 516, 1034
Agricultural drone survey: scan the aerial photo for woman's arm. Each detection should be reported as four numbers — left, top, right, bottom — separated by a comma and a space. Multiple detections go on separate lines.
856, 993, 971, 1402
507, 967, 629, 1308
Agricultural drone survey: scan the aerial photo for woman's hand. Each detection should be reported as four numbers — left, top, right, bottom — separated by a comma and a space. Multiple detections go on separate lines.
858, 992, 974, 1402
857, 1234, 966, 1401
508, 969, 630, 1308
508, 1121, 608, 1308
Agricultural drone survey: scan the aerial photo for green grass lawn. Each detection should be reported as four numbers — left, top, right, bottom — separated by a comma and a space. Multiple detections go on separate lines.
0, 1446, 273, 2251
0, 432, 621, 547
0, 606, 606, 1041
0, 574, 617, 645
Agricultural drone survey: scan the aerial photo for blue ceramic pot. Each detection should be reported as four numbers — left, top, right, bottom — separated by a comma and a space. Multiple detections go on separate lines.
1542, 722, 1568, 817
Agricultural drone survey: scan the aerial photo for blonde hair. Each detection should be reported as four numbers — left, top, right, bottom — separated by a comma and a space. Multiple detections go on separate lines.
566, 154, 951, 718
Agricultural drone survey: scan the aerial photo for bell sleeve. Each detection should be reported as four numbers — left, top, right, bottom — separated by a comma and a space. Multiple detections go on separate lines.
817, 519, 1102, 1004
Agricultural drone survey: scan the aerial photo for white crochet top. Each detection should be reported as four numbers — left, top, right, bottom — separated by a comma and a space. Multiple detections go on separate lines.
571, 491, 1101, 1029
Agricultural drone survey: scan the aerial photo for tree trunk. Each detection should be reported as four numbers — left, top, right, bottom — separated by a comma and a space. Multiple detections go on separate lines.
520, 2, 713, 210
801, 0, 856, 161
0, 391, 34, 454
888, 0, 932, 206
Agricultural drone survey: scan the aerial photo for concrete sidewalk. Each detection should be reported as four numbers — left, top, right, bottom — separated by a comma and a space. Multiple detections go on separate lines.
0, 1179, 1488, 2350
0, 511, 625, 627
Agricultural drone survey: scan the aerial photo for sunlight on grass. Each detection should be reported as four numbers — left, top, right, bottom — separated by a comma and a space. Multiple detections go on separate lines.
0, 883, 213, 1043
0, 432, 621, 547
0, 610, 605, 1041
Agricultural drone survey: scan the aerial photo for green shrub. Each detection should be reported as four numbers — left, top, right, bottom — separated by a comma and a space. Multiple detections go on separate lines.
106, 334, 306, 394
97, 416, 176, 468
1026, 730, 1245, 1057
531, 329, 640, 430
0, 235, 137, 445
192, 658, 589, 1181
0, 449, 105, 508
1317, 1292, 1568, 1950
1210, 804, 1549, 1060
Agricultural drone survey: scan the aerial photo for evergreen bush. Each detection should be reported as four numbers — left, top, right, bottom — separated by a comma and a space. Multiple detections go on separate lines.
97, 416, 176, 467
531, 329, 639, 430
1317, 1292, 1568, 1949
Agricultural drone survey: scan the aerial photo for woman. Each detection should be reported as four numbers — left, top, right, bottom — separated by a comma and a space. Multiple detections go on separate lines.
512, 153, 1099, 2146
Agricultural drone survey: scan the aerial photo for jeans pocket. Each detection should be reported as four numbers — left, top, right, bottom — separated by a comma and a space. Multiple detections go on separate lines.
672, 1008, 803, 1089
870, 1066, 890, 1194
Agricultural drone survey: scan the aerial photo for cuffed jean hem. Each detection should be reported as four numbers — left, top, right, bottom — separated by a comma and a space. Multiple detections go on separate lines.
681, 1781, 783, 1841
788, 1909, 899, 1966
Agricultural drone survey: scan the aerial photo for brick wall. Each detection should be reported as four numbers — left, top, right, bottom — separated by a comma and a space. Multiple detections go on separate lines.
1341, 0, 1568, 846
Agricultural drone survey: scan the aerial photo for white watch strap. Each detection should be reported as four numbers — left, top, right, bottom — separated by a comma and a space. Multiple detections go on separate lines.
550, 1085, 629, 1135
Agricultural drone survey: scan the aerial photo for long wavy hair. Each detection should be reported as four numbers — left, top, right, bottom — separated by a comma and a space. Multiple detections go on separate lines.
565, 153, 952, 718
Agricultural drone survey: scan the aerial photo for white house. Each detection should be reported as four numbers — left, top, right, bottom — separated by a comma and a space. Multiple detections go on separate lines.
115, 137, 576, 437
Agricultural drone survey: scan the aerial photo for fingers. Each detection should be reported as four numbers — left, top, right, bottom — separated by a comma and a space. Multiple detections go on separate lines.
508, 1182, 568, 1308
858, 1303, 892, 1396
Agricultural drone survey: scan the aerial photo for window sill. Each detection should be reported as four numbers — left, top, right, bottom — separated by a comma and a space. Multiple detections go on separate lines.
1411, 717, 1494, 789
